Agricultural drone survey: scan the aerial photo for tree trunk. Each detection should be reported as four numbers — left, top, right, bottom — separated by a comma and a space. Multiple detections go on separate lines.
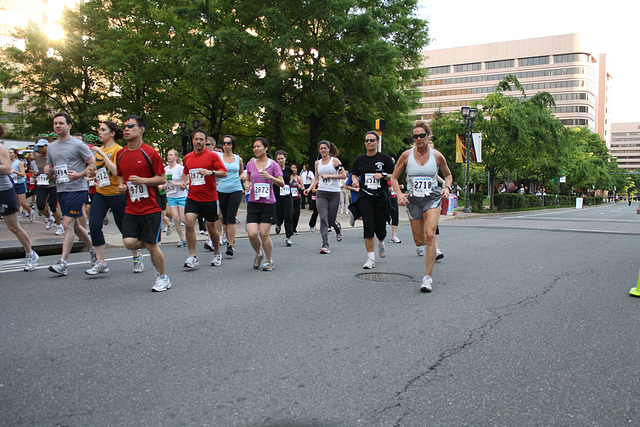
308, 113, 321, 165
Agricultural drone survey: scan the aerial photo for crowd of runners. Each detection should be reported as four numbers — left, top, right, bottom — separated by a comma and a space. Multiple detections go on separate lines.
0, 117, 452, 293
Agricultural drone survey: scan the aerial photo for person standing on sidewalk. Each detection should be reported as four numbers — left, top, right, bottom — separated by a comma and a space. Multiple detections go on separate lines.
116, 115, 171, 292
0, 124, 38, 271
180, 129, 227, 269
44, 112, 96, 276
244, 137, 284, 271
33, 139, 63, 235
304, 140, 346, 254
85, 121, 140, 275
391, 121, 452, 292
350, 131, 395, 269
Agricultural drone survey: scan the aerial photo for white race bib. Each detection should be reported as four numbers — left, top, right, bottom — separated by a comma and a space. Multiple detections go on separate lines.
127, 181, 149, 202
36, 174, 50, 186
279, 185, 291, 196
54, 164, 69, 183
88, 178, 96, 188
364, 173, 380, 190
254, 182, 270, 199
412, 177, 433, 197
96, 167, 111, 188
189, 168, 206, 186
291, 186, 299, 197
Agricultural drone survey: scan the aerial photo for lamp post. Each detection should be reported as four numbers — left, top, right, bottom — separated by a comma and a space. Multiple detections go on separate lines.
460, 106, 477, 213
180, 121, 188, 155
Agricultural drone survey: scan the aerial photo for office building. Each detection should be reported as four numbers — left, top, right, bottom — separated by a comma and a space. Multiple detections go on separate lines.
413, 34, 612, 146
610, 123, 640, 171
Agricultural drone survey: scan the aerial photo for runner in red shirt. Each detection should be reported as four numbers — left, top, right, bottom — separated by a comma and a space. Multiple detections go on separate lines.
180, 129, 227, 268
116, 115, 172, 292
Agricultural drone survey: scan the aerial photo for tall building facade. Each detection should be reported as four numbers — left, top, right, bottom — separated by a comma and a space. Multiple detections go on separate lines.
610, 123, 640, 171
413, 34, 611, 145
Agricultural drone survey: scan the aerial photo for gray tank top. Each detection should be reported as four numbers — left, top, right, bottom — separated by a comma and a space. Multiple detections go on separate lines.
406, 147, 441, 197
0, 174, 13, 191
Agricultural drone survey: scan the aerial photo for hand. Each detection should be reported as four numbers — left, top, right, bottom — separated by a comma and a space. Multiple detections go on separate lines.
397, 193, 408, 206
118, 183, 127, 194
258, 169, 269, 179
128, 175, 144, 185
67, 170, 81, 181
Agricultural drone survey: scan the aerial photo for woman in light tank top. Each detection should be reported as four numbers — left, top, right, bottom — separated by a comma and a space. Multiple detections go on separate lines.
304, 140, 346, 254
391, 121, 452, 293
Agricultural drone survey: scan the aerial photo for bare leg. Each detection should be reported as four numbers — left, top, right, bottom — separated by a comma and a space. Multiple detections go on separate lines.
259, 222, 273, 260
3, 212, 32, 253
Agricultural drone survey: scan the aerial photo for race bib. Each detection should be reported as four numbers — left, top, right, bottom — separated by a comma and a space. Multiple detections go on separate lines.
364, 173, 380, 190
88, 178, 96, 187
54, 164, 69, 183
254, 182, 270, 199
127, 181, 149, 202
412, 177, 433, 197
279, 185, 291, 196
189, 168, 205, 186
291, 186, 299, 197
36, 174, 50, 186
96, 167, 111, 188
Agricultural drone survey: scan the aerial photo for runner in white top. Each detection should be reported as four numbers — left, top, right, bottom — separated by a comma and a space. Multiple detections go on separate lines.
161, 149, 187, 247
392, 121, 452, 293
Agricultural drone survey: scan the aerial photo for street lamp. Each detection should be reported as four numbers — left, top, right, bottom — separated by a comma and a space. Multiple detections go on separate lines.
180, 121, 188, 155
461, 106, 477, 213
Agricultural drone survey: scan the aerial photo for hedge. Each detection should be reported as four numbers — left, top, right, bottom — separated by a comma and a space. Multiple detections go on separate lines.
492, 194, 604, 210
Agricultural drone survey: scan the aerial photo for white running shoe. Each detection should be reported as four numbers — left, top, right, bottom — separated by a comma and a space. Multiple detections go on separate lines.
133, 253, 144, 273
24, 251, 39, 272
436, 249, 444, 260
45, 216, 53, 230
55, 225, 65, 236
416, 246, 425, 257
363, 258, 376, 269
152, 275, 172, 292
85, 261, 110, 275
166, 224, 173, 236
253, 252, 264, 269
390, 236, 401, 244
49, 260, 68, 276
29, 210, 35, 222
420, 275, 433, 292
184, 255, 199, 268
378, 243, 387, 258
210, 252, 222, 266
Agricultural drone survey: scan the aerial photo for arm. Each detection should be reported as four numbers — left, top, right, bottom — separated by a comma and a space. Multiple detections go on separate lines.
391, 151, 409, 206
304, 160, 320, 195
67, 156, 96, 181
128, 173, 166, 187
92, 146, 118, 176
435, 150, 453, 198
0, 146, 12, 175
15, 160, 26, 178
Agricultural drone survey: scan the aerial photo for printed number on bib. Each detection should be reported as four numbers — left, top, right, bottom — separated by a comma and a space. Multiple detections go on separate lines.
364, 173, 380, 190
54, 164, 70, 183
189, 169, 205, 186
254, 182, 270, 199
291, 186, 299, 197
37, 174, 50, 186
96, 167, 111, 188
412, 177, 433, 197
127, 181, 149, 202
279, 185, 291, 196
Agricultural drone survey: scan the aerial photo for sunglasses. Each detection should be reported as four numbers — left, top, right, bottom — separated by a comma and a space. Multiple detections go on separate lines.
365, 138, 377, 143
223, 141, 232, 145
124, 123, 138, 129
412, 133, 429, 139
205, 143, 213, 146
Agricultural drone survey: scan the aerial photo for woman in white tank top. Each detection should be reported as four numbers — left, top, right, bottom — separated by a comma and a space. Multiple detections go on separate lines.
391, 121, 452, 293
304, 140, 346, 254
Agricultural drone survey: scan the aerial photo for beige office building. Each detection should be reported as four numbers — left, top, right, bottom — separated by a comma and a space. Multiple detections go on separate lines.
413, 33, 612, 145
610, 123, 640, 171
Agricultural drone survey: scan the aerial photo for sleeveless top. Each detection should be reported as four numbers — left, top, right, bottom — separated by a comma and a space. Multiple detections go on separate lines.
406, 147, 441, 197
11, 159, 25, 184
216, 153, 243, 193
317, 157, 341, 193
0, 173, 12, 191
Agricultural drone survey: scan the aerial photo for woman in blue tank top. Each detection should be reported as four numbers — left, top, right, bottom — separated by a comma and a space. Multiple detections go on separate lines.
391, 121, 452, 293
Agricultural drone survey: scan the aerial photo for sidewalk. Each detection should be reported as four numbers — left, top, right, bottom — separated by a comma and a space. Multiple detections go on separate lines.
0, 201, 471, 260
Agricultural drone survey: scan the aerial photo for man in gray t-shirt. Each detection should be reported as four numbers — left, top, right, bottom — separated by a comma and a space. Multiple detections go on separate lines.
43, 112, 95, 276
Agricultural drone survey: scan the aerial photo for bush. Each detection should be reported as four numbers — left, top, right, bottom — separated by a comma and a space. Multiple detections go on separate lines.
493, 193, 605, 210
469, 192, 485, 211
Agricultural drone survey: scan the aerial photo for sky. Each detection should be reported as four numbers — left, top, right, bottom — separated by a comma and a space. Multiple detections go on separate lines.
416, 0, 637, 123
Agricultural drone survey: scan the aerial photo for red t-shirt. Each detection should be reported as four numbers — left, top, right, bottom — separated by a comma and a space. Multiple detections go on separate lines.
183, 150, 227, 202
116, 143, 165, 215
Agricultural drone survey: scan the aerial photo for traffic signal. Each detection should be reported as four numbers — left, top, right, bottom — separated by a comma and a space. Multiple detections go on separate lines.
375, 118, 386, 134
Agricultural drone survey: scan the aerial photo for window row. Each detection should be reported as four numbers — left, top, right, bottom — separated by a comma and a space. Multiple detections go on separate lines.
427, 53, 591, 75
554, 106, 589, 114
560, 118, 591, 126
423, 67, 593, 86
423, 80, 590, 97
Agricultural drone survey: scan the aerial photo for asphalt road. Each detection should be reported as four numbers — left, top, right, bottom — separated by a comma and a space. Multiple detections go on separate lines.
1, 203, 640, 425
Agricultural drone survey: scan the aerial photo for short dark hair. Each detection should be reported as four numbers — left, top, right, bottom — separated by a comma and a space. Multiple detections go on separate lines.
123, 115, 147, 136
193, 128, 208, 140
54, 112, 73, 125
364, 131, 379, 141
275, 150, 287, 159
253, 137, 270, 150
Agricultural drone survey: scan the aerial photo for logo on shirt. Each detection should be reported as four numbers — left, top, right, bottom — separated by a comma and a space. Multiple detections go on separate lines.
375, 162, 385, 171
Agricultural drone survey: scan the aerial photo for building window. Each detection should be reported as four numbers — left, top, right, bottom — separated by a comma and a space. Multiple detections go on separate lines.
554, 53, 589, 63
454, 63, 481, 73
486, 59, 514, 69
519, 56, 550, 66
428, 65, 450, 75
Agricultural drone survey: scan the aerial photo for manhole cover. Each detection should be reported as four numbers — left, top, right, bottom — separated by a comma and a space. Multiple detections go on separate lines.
356, 272, 414, 282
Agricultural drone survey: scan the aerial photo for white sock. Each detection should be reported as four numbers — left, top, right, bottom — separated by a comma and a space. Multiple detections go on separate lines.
367, 252, 375, 260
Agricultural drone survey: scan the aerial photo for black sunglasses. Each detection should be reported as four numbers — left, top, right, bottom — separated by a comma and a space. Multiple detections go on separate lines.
365, 138, 377, 142
412, 133, 429, 139
223, 141, 232, 145
124, 123, 138, 129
